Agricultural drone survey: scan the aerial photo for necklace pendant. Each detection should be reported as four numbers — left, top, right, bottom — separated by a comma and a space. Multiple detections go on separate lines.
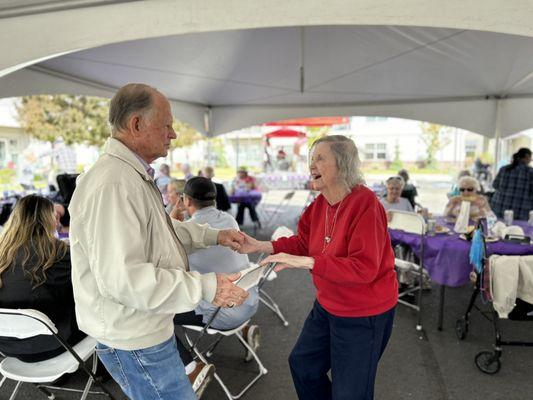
325, 236, 331, 244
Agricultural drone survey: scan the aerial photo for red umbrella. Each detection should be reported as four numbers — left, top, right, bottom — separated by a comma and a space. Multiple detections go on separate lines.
265, 128, 306, 138
264, 117, 349, 127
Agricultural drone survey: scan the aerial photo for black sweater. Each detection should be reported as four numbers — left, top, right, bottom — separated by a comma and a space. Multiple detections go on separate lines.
0, 247, 85, 362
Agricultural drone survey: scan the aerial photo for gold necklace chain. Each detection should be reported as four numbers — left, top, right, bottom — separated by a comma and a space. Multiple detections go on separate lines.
322, 197, 345, 253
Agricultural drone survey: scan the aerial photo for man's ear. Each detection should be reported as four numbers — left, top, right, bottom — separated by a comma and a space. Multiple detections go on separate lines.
128, 114, 142, 136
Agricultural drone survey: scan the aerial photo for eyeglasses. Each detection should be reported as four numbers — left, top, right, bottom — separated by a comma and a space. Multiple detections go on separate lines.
459, 187, 475, 192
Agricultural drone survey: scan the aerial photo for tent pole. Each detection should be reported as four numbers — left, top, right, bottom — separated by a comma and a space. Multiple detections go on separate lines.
236, 132, 240, 172
493, 99, 502, 176
300, 27, 305, 93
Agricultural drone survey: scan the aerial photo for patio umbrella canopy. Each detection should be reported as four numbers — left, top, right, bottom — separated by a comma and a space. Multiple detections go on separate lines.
264, 117, 349, 127
265, 129, 306, 139
2, 0, 533, 143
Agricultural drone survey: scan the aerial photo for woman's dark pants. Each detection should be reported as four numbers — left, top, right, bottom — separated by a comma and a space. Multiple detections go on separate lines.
289, 301, 395, 400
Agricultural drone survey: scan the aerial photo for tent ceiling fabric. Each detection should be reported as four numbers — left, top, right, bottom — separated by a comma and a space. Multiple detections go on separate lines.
2, 1, 533, 138
3, 25, 533, 138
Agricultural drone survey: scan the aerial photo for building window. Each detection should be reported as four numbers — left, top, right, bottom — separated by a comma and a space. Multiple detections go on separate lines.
465, 141, 477, 158
364, 143, 387, 160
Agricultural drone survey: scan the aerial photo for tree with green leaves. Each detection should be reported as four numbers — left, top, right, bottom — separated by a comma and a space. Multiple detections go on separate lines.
16, 95, 110, 147
419, 122, 451, 168
170, 121, 203, 149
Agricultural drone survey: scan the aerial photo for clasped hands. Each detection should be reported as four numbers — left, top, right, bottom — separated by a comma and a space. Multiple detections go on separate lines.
238, 233, 314, 272
213, 230, 313, 307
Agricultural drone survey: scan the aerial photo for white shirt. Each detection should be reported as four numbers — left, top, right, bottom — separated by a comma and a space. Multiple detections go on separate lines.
379, 197, 414, 212
189, 206, 259, 329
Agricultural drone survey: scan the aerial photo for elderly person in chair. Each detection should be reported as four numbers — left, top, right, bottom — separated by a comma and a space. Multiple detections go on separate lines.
239, 135, 397, 400
380, 176, 414, 222
444, 175, 492, 220
173, 176, 260, 360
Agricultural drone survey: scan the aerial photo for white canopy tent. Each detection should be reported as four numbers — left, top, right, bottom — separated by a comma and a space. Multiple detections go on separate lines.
2, 0, 533, 156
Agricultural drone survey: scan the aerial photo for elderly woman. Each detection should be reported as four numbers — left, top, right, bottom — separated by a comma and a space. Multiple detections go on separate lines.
380, 175, 414, 213
166, 178, 187, 220
241, 135, 397, 400
444, 176, 492, 220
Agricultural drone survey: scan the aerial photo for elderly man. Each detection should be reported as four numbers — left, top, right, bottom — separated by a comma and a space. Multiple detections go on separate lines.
69, 83, 249, 400
173, 176, 260, 361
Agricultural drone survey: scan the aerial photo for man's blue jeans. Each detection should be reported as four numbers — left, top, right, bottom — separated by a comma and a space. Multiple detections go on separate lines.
95, 335, 196, 400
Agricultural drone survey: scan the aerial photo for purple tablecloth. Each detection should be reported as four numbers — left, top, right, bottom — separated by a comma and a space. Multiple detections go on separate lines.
228, 190, 262, 205
389, 219, 533, 287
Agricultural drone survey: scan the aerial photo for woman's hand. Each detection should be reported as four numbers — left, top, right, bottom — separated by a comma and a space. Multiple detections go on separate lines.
238, 232, 273, 254
259, 252, 315, 272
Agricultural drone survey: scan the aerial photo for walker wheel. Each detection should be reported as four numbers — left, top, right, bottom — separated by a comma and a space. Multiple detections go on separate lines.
455, 318, 468, 340
475, 351, 501, 374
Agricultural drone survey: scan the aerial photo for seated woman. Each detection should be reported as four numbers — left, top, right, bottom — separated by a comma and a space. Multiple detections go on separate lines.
0, 195, 85, 362
166, 178, 187, 217
444, 176, 492, 220
448, 170, 472, 198
380, 176, 414, 214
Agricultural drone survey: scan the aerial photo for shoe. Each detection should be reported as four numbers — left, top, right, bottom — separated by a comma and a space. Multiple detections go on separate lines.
188, 361, 215, 398
242, 324, 260, 362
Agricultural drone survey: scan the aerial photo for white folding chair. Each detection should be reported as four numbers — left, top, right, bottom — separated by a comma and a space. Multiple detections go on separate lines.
0, 308, 115, 400
387, 210, 426, 332
181, 264, 274, 400
258, 190, 295, 229
254, 226, 294, 327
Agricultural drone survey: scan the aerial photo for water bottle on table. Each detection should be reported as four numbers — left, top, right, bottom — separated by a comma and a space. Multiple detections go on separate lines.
504, 210, 514, 226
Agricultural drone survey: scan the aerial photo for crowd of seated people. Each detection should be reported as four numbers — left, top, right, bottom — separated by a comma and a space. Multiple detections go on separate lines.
0, 192, 249, 396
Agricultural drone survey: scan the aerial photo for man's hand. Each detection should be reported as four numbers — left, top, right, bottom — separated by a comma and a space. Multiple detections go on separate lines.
238, 232, 273, 254
259, 252, 314, 272
212, 273, 249, 308
217, 229, 245, 251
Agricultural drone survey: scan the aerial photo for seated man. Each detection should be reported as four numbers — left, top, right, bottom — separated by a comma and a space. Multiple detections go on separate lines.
174, 177, 260, 360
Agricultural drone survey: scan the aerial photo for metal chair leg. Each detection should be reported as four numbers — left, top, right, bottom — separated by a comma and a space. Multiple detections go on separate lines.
259, 289, 289, 326
8, 381, 22, 400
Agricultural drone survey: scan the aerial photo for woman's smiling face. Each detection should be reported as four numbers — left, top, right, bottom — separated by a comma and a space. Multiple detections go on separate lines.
309, 142, 339, 192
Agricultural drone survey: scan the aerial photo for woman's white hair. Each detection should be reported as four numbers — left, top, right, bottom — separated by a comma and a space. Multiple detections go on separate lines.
386, 175, 405, 189
458, 176, 481, 192
311, 135, 365, 189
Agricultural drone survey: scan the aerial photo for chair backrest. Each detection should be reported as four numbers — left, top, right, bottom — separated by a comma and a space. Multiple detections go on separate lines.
271, 226, 295, 240
0, 308, 58, 339
286, 190, 312, 208
260, 190, 291, 206
388, 210, 426, 235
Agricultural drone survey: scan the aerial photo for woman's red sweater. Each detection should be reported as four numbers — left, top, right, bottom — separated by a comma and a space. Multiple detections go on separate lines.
272, 186, 398, 317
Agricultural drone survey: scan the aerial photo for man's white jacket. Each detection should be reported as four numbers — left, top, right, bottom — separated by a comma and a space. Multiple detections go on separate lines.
69, 138, 219, 350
